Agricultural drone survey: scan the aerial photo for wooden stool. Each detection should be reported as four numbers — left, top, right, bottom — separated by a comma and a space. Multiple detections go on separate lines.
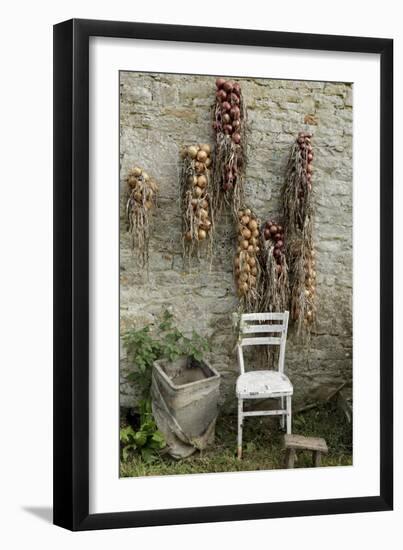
284, 434, 328, 468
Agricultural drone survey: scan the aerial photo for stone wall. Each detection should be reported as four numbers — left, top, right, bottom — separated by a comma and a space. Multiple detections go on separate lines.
119, 72, 353, 411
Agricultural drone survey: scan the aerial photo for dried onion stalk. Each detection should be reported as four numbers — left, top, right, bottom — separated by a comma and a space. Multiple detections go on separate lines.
283, 132, 316, 335
125, 166, 158, 268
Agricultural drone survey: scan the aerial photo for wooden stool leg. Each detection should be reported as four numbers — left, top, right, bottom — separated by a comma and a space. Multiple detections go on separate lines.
313, 451, 322, 467
285, 448, 296, 469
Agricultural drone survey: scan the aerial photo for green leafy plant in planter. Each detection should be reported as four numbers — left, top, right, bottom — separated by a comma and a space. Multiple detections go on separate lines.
122, 309, 210, 398
120, 310, 210, 462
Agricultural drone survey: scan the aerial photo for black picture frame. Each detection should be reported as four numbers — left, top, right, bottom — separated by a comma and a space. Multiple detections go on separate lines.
53, 18, 393, 531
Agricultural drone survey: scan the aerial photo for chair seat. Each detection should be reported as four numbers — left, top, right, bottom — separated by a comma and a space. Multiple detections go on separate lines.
236, 370, 293, 398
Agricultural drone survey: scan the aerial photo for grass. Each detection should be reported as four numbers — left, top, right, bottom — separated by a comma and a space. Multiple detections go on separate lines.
120, 401, 352, 478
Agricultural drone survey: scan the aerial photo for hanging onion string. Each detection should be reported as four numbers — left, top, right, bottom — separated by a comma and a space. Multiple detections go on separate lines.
125, 166, 158, 268
234, 207, 262, 312
259, 219, 290, 313
212, 78, 247, 216
180, 144, 214, 263
283, 132, 316, 335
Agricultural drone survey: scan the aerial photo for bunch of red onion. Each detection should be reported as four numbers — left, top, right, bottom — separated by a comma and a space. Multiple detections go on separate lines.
298, 131, 314, 193
263, 220, 285, 273
213, 78, 244, 193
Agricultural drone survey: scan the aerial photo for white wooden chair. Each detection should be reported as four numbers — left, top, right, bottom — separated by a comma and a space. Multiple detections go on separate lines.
235, 311, 293, 459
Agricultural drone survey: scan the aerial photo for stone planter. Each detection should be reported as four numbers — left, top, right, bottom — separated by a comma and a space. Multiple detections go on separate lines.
151, 356, 221, 458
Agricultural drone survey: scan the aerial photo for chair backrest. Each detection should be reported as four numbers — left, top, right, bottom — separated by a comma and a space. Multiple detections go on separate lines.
236, 311, 289, 375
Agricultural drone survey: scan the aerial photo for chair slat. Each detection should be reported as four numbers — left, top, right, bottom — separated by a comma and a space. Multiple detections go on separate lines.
241, 312, 286, 321
241, 337, 281, 346
243, 410, 285, 417
241, 324, 284, 333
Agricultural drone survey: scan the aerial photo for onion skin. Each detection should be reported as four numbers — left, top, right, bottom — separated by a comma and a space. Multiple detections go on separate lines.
239, 282, 248, 294
222, 101, 231, 112
232, 133, 241, 144
216, 77, 226, 89
223, 81, 234, 93
197, 175, 207, 188
197, 150, 208, 162
230, 93, 240, 105
216, 89, 227, 101
132, 166, 142, 177
187, 146, 198, 159
200, 143, 211, 154
230, 106, 240, 120
195, 162, 205, 174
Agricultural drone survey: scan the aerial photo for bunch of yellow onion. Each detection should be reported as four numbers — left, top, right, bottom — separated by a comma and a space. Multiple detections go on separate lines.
126, 165, 158, 266
234, 207, 260, 300
181, 144, 213, 251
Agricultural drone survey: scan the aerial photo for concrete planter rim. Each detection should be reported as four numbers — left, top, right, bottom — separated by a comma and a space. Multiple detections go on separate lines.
153, 356, 220, 391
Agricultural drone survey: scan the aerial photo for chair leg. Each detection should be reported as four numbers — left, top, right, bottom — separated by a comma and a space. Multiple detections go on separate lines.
237, 398, 243, 460
280, 396, 285, 430
286, 396, 292, 434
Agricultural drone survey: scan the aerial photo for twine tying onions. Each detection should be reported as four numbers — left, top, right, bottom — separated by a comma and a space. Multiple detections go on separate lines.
213, 78, 247, 215
126, 166, 158, 267
283, 132, 316, 335
180, 144, 214, 262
